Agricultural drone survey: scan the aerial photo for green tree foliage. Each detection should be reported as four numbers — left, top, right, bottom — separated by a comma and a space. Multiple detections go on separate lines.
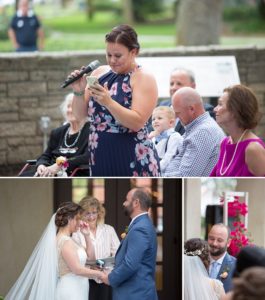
0, 7, 8, 40
257, 0, 265, 19
132, 0, 163, 22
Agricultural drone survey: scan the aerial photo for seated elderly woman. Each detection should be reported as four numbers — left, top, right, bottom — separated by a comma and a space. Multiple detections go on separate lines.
20, 93, 90, 177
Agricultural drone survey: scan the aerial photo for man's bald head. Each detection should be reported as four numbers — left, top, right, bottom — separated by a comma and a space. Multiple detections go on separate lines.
172, 87, 205, 126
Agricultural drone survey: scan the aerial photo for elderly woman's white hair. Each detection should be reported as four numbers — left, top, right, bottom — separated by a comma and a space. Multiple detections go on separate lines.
60, 93, 89, 124
59, 93, 74, 122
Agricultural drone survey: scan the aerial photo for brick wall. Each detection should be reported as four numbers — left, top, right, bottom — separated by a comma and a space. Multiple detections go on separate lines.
0, 46, 264, 175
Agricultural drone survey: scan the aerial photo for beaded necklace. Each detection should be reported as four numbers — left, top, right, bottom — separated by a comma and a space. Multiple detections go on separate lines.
64, 124, 84, 148
219, 129, 248, 176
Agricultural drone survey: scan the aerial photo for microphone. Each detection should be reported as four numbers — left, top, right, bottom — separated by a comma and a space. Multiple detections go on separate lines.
61, 60, 100, 88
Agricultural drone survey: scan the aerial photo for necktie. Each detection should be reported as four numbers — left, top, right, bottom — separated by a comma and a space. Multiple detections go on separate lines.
210, 261, 219, 279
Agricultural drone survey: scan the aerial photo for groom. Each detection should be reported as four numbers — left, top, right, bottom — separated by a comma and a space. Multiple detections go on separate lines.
208, 223, 237, 292
101, 188, 158, 300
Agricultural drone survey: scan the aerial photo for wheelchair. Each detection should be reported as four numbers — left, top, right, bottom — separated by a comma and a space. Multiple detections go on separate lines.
18, 160, 90, 177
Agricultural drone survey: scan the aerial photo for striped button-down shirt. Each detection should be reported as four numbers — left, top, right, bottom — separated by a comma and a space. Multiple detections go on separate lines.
164, 112, 225, 177
73, 223, 120, 259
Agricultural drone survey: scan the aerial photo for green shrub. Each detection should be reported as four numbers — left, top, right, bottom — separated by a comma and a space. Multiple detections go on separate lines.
223, 5, 259, 20
0, 12, 9, 40
132, 0, 164, 22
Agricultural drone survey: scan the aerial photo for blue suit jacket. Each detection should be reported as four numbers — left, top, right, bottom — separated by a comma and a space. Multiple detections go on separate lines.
109, 214, 158, 300
217, 252, 236, 293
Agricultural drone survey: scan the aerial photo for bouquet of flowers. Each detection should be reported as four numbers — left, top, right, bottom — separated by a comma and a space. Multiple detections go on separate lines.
220, 194, 252, 256
56, 156, 69, 177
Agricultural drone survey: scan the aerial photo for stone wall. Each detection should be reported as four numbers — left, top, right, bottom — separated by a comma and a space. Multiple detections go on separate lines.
0, 46, 264, 176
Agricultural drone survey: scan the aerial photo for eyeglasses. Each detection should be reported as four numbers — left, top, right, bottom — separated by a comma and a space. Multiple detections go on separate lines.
85, 212, 98, 217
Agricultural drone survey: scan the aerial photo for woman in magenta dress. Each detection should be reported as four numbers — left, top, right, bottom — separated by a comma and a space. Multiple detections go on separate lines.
69, 24, 160, 176
210, 84, 265, 177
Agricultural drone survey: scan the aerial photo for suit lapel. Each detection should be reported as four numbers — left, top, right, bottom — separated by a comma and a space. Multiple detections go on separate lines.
115, 214, 148, 256
217, 253, 230, 278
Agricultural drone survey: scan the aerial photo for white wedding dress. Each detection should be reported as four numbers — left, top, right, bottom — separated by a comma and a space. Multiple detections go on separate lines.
184, 255, 225, 300
56, 235, 89, 300
5, 216, 90, 300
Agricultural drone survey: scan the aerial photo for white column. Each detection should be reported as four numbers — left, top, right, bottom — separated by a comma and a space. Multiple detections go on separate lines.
184, 178, 202, 240
236, 179, 265, 247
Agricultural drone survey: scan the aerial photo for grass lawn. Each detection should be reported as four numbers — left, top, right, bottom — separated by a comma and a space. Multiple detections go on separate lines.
1, 4, 265, 52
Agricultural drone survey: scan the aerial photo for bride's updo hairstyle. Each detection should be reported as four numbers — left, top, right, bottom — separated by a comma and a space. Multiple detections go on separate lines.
184, 238, 210, 270
105, 24, 140, 54
55, 202, 83, 227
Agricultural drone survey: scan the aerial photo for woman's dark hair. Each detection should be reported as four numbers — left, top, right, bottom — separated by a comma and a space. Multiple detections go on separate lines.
232, 267, 265, 300
184, 238, 210, 270
55, 202, 83, 227
233, 245, 265, 278
105, 24, 140, 53
224, 84, 261, 129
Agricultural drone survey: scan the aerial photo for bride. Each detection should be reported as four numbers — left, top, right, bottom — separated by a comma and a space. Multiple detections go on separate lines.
184, 238, 225, 300
5, 202, 103, 300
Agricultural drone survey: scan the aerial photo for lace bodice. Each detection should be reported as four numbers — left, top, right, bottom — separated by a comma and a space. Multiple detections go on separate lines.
57, 235, 87, 277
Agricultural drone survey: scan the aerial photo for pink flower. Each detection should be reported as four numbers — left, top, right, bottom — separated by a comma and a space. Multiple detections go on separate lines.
56, 156, 69, 168
109, 83, 118, 96
135, 143, 148, 162
97, 123, 107, 131
148, 155, 158, 174
89, 132, 98, 150
122, 82, 131, 93
220, 194, 251, 257
94, 116, 101, 124
88, 105, 95, 116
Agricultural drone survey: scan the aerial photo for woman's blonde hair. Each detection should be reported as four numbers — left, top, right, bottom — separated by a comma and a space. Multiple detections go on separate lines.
79, 196, 105, 224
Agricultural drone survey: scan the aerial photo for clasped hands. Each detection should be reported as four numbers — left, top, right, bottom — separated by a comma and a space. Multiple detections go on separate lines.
34, 164, 61, 177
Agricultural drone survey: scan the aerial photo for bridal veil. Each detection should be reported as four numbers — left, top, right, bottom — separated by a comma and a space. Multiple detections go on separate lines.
184, 255, 219, 300
5, 214, 58, 300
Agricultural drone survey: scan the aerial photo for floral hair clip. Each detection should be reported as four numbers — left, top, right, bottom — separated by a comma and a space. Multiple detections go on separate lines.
184, 249, 202, 256
121, 226, 129, 240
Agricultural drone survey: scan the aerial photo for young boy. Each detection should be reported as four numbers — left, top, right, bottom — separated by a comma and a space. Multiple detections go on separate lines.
149, 106, 183, 175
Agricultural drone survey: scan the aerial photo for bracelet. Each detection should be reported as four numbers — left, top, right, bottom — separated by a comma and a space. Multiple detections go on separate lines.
73, 90, 85, 97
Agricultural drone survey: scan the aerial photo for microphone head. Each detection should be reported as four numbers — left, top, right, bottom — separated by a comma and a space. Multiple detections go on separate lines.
89, 60, 101, 71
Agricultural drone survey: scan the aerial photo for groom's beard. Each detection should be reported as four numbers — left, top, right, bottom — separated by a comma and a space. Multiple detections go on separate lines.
124, 203, 133, 217
210, 245, 227, 257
